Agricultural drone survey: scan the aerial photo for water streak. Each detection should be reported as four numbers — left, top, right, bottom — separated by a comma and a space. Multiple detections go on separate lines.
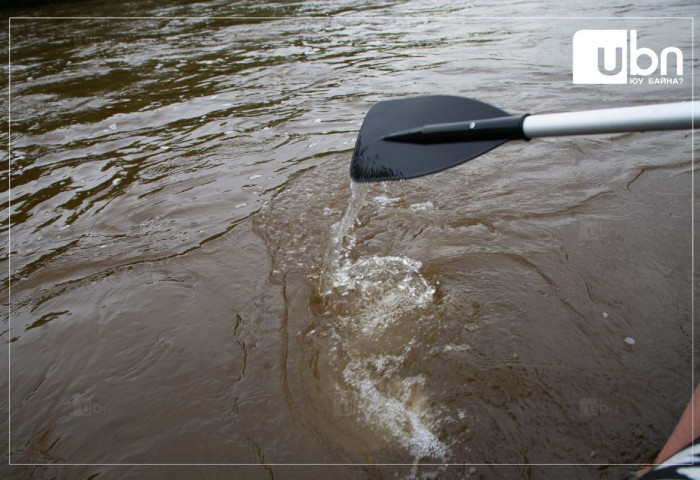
319, 180, 370, 299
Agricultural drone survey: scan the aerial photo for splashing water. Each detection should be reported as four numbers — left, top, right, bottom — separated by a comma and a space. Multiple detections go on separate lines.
343, 357, 449, 462
318, 181, 448, 463
319, 180, 370, 299
319, 181, 436, 321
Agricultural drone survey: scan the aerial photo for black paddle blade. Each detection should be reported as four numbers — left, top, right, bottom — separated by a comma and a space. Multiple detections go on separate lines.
350, 95, 511, 182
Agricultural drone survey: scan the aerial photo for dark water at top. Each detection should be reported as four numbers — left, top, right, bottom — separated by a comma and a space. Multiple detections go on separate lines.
2, 1, 697, 479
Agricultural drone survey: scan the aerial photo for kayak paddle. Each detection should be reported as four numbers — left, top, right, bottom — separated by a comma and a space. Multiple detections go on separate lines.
349, 95, 699, 182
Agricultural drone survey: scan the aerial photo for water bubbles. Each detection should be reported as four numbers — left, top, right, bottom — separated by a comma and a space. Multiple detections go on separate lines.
324, 254, 435, 323
342, 361, 448, 461
317, 181, 446, 463
373, 194, 398, 207
409, 201, 434, 212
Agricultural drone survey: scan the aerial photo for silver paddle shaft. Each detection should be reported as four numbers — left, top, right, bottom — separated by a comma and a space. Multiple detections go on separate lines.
522, 101, 700, 139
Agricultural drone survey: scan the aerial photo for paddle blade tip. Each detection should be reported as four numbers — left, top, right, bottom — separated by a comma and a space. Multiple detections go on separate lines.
350, 154, 406, 182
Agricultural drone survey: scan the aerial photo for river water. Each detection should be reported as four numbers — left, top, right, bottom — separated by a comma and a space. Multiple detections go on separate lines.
3, 1, 697, 479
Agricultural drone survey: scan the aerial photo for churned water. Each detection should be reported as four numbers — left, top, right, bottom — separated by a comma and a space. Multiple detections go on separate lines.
2, 1, 696, 479
319, 181, 445, 463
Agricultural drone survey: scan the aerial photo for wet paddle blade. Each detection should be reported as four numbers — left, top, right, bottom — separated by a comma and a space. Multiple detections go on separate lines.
350, 95, 511, 182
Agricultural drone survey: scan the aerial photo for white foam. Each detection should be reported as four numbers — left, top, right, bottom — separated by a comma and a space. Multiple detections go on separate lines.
409, 201, 434, 212
373, 194, 398, 206
442, 344, 471, 352
320, 181, 447, 463
323, 254, 435, 327
343, 359, 448, 461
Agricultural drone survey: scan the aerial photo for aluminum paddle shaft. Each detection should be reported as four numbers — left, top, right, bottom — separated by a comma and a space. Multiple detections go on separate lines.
522, 101, 700, 139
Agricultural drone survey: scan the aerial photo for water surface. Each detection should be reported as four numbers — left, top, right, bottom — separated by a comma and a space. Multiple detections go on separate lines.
3, 1, 697, 479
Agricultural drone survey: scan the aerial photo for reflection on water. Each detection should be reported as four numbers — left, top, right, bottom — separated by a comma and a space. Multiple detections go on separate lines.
3, 1, 696, 479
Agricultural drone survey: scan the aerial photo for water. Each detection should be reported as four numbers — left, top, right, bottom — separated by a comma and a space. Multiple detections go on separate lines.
319, 181, 370, 301
318, 181, 444, 463
3, 1, 697, 479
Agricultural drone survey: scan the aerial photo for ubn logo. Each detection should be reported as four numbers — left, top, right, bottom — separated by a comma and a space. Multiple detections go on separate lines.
573, 30, 683, 84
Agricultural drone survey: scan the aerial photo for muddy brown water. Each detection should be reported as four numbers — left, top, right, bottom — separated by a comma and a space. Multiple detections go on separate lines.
2, 2, 697, 479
